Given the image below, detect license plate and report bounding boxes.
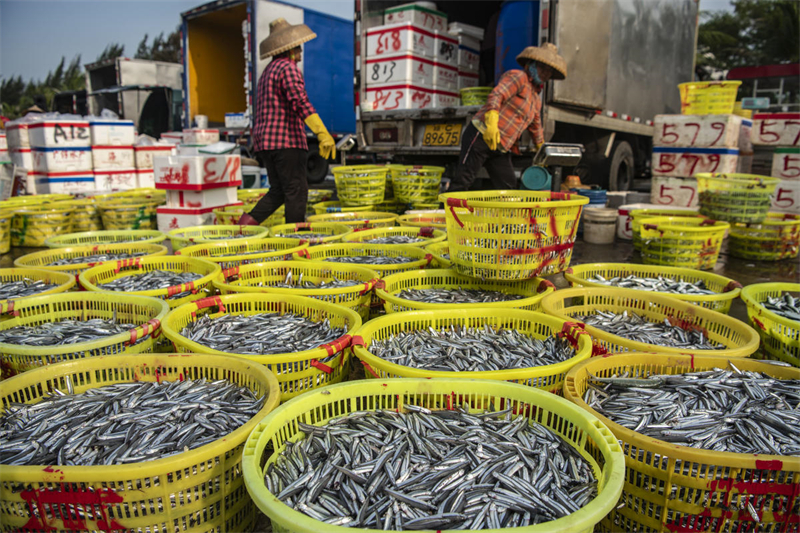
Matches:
[423,123,462,146]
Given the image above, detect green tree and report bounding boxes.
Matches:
[0,55,85,119]
[97,43,125,62]
[134,26,181,63]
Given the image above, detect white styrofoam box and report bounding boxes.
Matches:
[6,122,30,148]
[0,150,9,163]
[183,129,220,145]
[0,134,6,150]
[225,113,249,128]
[161,132,184,144]
[366,23,436,60]
[771,179,800,215]
[653,114,746,149]
[365,54,433,87]
[616,203,698,240]
[434,31,458,67]
[650,176,699,208]
[92,146,135,170]
[771,148,800,180]
[32,146,92,173]
[363,83,459,112]
[10,148,33,171]
[433,61,458,91]
[157,202,243,231]
[153,155,243,190]
[165,187,238,209]
[177,144,204,156]
[24,170,36,194]
[136,169,155,189]
[458,70,479,90]
[383,3,446,32]
[33,171,96,194]
[28,121,91,148]
[456,34,480,72]
[448,22,484,41]
[134,144,177,169]
[94,168,138,191]
[752,112,800,146]
[651,147,739,177]
[90,120,135,146]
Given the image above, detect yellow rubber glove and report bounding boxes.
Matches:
[483,110,501,151]
[534,142,544,153]
[304,113,336,160]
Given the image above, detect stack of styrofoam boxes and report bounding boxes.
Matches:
[29,119,96,194]
[134,141,177,189]
[90,119,137,191]
[448,23,483,91]
[6,121,35,193]
[179,129,220,155]
[651,114,748,208]
[363,4,459,112]
[154,153,244,231]
[0,132,8,162]
[749,113,800,215]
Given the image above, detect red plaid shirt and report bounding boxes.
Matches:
[474,70,544,154]
[253,58,316,151]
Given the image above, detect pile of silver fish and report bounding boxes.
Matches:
[98,270,203,299]
[275,232,332,240]
[0,379,264,465]
[324,255,416,265]
[577,311,722,350]
[46,251,148,266]
[368,325,575,371]
[266,406,597,529]
[0,318,138,346]
[363,236,425,245]
[264,271,361,290]
[396,287,524,304]
[0,278,58,300]
[585,274,716,295]
[763,293,800,322]
[181,312,345,355]
[585,364,800,455]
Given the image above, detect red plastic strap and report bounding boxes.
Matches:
[360,280,375,296]
[186,281,196,294]
[591,343,609,357]
[557,321,588,349]
[419,227,434,238]
[566,267,574,274]
[91,245,100,253]
[351,335,365,347]
[167,285,182,297]
[310,359,333,374]
[295,222,312,230]
[642,224,658,231]
[297,248,311,259]
[723,280,742,292]
[700,219,716,226]
[222,265,240,280]
[374,279,386,291]
[502,241,575,257]
[423,253,433,267]
[537,279,556,293]
[783,214,798,220]
[446,197,472,228]
[194,296,226,312]
[548,213,559,238]
[319,334,352,356]
[361,360,380,378]
[752,317,766,331]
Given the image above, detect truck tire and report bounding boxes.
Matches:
[609,141,634,191]
[307,152,329,184]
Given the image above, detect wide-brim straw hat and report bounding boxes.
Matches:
[516,43,567,80]
[259,17,317,59]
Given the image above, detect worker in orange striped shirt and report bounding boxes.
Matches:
[449,43,567,192]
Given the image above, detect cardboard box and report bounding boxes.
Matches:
[28,121,91,148]
[92,146,135,170]
[90,120,135,145]
[153,155,243,190]
[32,146,92,173]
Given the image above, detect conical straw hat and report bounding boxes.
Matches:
[259,18,317,60]
[516,43,567,80]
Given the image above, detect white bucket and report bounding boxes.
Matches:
[584,208,618,244]
[195,115,209,129]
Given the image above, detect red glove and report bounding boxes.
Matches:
[238,213,260,226]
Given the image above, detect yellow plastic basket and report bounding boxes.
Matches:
[678,81,742,114]
[0,268,76,315]
[628,208,702,251]
[160,293,362,402]
[0,212,11,254]
[342,225,446,247]
[389,164,444,204]
[564,263,742,314]
[540,287,759,357]
[268,222,352,245]
[13,243,169,277]
[397,212,447,228]
[213,205,247,225]
[237,188,268,205]
[730,212,800,261]
[93,188,165,202]
[306,211,398,229]
[97,200,160,231]
[52,198,103,232]
[460,86,493,105]
[78,256,221,309]
[332,165,388,206]
[639,216,729,270]
[311,201,376,215]
[353,309,591,393]
[564,353,800,533]
[0,194,73,209]
[372,197,406,214]
[10,204,75,247]
[213,260,379,321]
[292,242,434,277]
[377,268,555,313]
[44,229,167,248]
[176,237,307,270]
[242,378,626,533]
[167,224,270,251]
[0,292,169,378]
[695,173,780,223]
[425,240,451,268]
[307,188,334,205]
[441,190,589,280]
[0,353,280,533]
[741,282,800,367]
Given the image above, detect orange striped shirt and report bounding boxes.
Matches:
[474,70,544,154]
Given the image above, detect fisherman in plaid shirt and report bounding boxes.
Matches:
[449,43,567,192]
[240,18,336,226]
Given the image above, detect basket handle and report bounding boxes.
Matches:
[127,318,161,346]
[537,279,556,293]
[296,248,311,259]
[423,253,433,267]
[723,280,743,292]
[295,222,312,230]
[309,359,333,374]
[194,296,226,313]
[114,257,142,274]
[319,334,352,357]
[222,265,240,280]
[700,219,716,226]
[419,227,434,238]
[557,321,588,349]
[446,198,472,228]
[361,360,380,378]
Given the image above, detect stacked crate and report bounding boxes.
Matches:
[90,118,138,191]
[448,23,482,91]
[0,132,8,162]
[650,114,750,207]
[29,119,96,194]
[154,153,243,231]
[134,141,177,188]
[363,4,460,112]
[751,112,800,215]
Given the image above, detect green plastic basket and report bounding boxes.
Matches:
[695,173,780,223]
[460,86,493,106]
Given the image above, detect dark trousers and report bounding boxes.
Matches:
[248,149,309,223]
[448,123,516,192]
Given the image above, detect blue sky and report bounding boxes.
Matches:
[0,0,354,82]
